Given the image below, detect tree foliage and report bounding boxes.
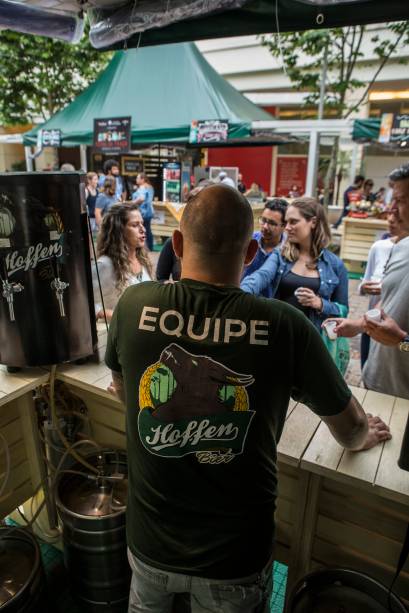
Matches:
[0,25,111,125]
[262,22,409,119]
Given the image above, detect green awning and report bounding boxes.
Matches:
[23,43,271,147]
[352,118,381,142]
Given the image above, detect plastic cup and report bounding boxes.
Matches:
[370,275,382,290]
[366,308,381,322]
[323,320,338,341]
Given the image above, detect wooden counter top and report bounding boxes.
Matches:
[0,366,49,408]
[56,323,119,403]
[302,387,409,504]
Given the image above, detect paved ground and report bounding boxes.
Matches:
[151,250,365,387]
[344,278,366,387]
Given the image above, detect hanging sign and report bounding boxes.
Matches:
[379,113,409,144]
[93,116,131,153]
[378,113,394,144]
[189,119,229,144]
[390,114,409,144]
[39,129,62,148]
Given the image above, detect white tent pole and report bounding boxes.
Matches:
[25,146,34,171]
[80,145,87,171]
[305,131,319,197]
[306,43,328,197]
[349,141,359,184]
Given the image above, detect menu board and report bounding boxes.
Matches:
[163,162,181,203]
[121,156,143,176]
[189,119,229,144]
[93,116,131,153]
[275,156,307,197]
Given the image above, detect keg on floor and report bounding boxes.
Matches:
[287,568,408,612]
[55,449,130,613]
[0,526,48,612]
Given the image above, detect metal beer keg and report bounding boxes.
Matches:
[287,568,407,612]
[56,449,130,612]
[0,527,48,612]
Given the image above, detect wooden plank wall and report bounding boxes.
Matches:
[340,218,388,270]
[0,395,42,518]
[310,477,409,607]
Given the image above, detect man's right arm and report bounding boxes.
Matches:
[322,395,391,451]
[292,313,391,452]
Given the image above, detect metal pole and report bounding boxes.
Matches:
[349,141,359,184]
[305,42,328,197]
[79,145,87,172]
[24,146,34,171]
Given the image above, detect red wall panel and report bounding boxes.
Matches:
[207,146,274,194]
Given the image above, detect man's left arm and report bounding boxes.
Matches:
[364,311,408,346]
[108,370,125,403]
[105,305,125,400]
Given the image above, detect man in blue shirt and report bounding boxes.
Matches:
[98,159,127,202]
[241,198,287,297]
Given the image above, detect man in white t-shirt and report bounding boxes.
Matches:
[217,170,236,189]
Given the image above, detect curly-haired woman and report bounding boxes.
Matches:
[92,203,153,321]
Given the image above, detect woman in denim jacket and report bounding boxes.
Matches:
[241,197,349,332]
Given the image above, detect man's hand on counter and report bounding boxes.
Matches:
[355,413,392,451]
[322,396,391,452]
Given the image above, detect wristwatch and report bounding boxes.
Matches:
[399,335,409,352]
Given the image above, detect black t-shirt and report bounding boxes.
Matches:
[105,279,351,579]
[276,271,320,314]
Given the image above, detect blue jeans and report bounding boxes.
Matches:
[144,217,154,251]
[128,549,273,613]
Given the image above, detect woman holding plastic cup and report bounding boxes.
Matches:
[241,198,348,331]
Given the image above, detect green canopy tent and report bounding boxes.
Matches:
[23,42,272,148]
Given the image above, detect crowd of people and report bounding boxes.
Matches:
[103,173,404,612]
[334,173,393,228]
[83,157,409,612]
[92,161,409,402]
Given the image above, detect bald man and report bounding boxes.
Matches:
[106,185,390,613]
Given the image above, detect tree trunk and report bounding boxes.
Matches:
[323,135,340,209]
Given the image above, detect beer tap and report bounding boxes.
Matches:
[51,276,69,317]
[1,278,24,322]
[51,257,69,318]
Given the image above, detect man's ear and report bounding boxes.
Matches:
[244,238,259,266]
[172,229,183,258]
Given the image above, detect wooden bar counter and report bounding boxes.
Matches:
[0,366,49,518]
[1,330,408,603]
[340,217,389,274]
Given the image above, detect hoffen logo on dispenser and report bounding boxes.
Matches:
[5,242,63,277]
